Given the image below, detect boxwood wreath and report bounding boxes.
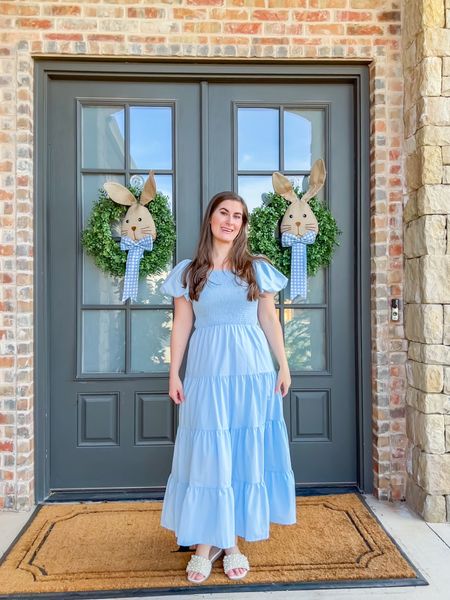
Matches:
[81,185,175,277]
[248,187,341,278]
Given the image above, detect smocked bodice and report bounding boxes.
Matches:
[192,271,259,329]
[159,258,288,331]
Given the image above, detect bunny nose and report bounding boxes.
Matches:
[295,221,301,226]
[131,226,136,231]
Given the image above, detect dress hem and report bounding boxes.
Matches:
[160,517,297,547]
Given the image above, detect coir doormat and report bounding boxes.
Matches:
[0,493,427,599]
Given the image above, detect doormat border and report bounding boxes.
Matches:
[0,492,428,600]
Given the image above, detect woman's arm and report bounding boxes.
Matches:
[168,297,194,403]
[257,293,291,397]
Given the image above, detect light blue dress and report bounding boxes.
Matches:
[159,258,297,549]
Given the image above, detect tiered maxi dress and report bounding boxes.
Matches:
[159,258,297,549]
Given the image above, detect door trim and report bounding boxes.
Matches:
[34,60,371,502]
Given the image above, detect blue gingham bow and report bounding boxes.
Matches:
[120,235,153,302]
[281,231,317,300]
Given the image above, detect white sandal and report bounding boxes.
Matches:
[186,546,224,584]
[223,552,250,580]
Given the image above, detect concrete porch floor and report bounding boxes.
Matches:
[1,494,449,599]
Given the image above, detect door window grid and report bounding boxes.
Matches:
[234,104,328,372]
[79,103,175,376]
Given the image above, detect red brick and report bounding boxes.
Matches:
[0,245,13,256]
[209,36,249,44]
[0,3,39,16]
[16,18,53,29]
[229,0,265,5]
[50,5,81,16]
[252,10,288,21]
[378,11,400,22]
[310,0,345,5]
[337,11,373,21]
[0,161,13,172]
[347,24,384,35]
[268,0,306,6]
[389,243,403,257]
[127,8,160,18]
[224,22,261,34]
[173,8,206,19]
[294,10,330,21]
[0,441,14,452]
[291,37,321,45]
[253,37,289,45]
[128,36,166,44]
[388,24,401,35]
[87,35,125,43]
[187,0,223,5]
[44,33,83,41]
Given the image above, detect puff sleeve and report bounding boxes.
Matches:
[253,259,289,293]
[159,258,192,302]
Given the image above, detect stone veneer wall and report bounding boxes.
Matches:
[403,0,450,522]
[0,0,406,510]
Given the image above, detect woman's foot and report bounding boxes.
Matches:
[224,544,248,578]
[186,544,220,582]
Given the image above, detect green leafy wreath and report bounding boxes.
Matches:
[248,187,341,278]
[81,185,175,277]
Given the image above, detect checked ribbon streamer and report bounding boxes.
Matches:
[120,235,154,302]
[281,231,317,301]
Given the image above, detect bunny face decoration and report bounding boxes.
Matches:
[103,172,157,242]
[273,158,326,238]
[103,171,157,302]
[272,159,327,301]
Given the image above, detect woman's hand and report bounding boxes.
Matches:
[169,372,185,405]
[275,365,291,397]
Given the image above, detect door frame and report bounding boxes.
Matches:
[34,59,371,502]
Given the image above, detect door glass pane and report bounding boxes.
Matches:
[238,108,279,170]
[82,174,125,305]
[83,255,124,305]
[154,174,173,210]
[82,174,125,228]
[82,106,124,169]
[82,310,125,373]
[131,310,172,373]
[284,308,326,371]
[133,173,173,213]
[284,109,325,171]
[285,268,325,305]
[133,261,174,305]
[238,175,272,212]
[130,106,172,170]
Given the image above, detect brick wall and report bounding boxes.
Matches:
[0,0,404,510]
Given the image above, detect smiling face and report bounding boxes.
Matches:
[209,199,243,242]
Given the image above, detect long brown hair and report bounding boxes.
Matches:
[181,191,272,302]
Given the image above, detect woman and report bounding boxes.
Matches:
[159,191,296,584]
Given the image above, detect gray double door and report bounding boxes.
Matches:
[46,77,357,497]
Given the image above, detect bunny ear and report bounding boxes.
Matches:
[103,182,136,206]
[272,172,298,204]
[140,171,157,206]
[301,159,326,204]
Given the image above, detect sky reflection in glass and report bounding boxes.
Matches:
[284,109,324,171]
[130,107,172,170]
[238,108,279,171]
[82,107,124,169]
[238,176,273,214]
